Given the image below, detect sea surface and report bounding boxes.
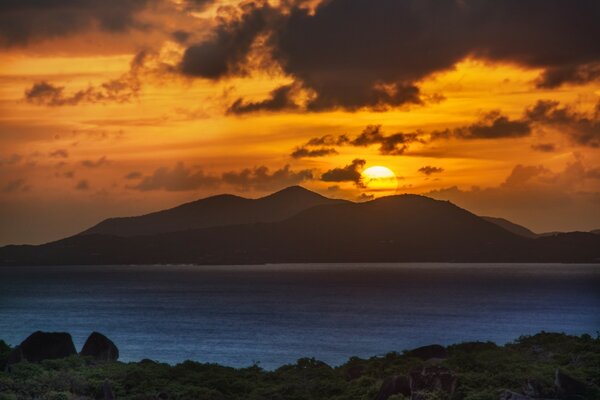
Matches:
[1,263,599,369]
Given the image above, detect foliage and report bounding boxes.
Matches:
[0,332,598,400]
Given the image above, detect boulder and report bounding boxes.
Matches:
[409,366,457,400]
[374,375,411,400]
[81,332,119,362]
[407,344,447,360]
[555,369,588,399]
[18,331,76,362]
[97,380,115,400]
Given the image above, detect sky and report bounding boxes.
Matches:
[0,0,599,245]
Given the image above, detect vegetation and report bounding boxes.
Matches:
[1,332,599,400]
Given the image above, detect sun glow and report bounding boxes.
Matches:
[362,166,398,193]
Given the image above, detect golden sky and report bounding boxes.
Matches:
[1,0,599,245]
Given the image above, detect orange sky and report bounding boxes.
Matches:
[1,0,599,245]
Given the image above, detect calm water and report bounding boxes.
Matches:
[0,263,599,369]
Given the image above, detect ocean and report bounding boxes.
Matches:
[1,263,598,369]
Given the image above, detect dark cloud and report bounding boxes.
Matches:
[24,51,152,107]
[133,162,219,191]
[535,63,600,89]
[228,84,298,114]
[350,125,422,155]
[0,154,23,166]
[2,178,27,193]
[0,0,151,47]
[306,135,350,146]
[531,143,557,153]
[131,163,313,192]
[418,166,444,176]
[81,156,108,168]
[525,100,600,148]
[434,111,532,140]
[181,0,600,112]
[180,2,276,78]
[171,30,191,44]
[222,164,313,191]
[291,146,337,159]
[75,180,90,191]
[49,149,69,158]
[125,171,143,180]
[292,125,421,157]
[321,159,366,187]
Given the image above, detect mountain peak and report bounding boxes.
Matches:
[262,185,327,201]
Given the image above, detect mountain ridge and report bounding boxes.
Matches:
[2,188,598,265]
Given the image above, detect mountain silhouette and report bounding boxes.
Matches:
[481,216,538,238]
[1,187,598,265]
[80,185,345,237]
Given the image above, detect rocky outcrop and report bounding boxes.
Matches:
[554,369,589,399]
[81,332,119,362]
[374,375,411,400]
[409,366,457,400]
[97,380,115,400]
[17,331,77,363]
[406,344,447,360]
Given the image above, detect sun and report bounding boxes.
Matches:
[362,166,398,192]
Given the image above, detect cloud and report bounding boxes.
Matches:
[418,166,444,176]
[350,125,422,155]
[180,2,276,78]
[81,156,108,168]
[222,164,313,191]
[0,0,152,47]
[291,146,337,159]
[291,125,422,157]
[425,156,600,232]
[228,84,298,114]
[321,159,366,187]
[525,100,600,148]
[180,0,600,111]
[531,143,557,152]
[132,162,219,191]
[24,52,148,107]
[75,180,90,191]
[432,111,532,141]
[125,171,143,180]
[131,162,313,192]
[2,178,27,193]
[49,149,69,158]
[0,154,23,166]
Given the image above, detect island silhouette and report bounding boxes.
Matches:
[1,186,598,265]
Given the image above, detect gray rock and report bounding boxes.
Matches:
[81,332,119,362]
[409,366,457,400]
[407,344,447,360]
[18,331,76,362]
[374,375,411,400]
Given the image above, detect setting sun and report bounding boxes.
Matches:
[362,166,398,193]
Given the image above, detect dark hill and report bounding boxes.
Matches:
[481,216,538,238]
[80,186,345,237]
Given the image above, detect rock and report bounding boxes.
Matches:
[407,344,447,360]
[18,331,76,362]
[97,380,115,400]
[374,375,411,400]
[409,366,457,400]
[81,332,119,362]
[555,369,588,399]
[498,389,534,400]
